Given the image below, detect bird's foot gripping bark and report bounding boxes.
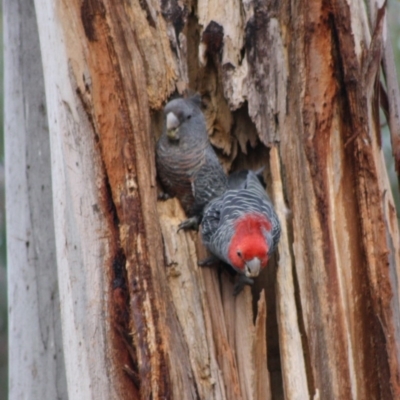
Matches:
[233,275,254,296]
[157,191,171,201]
[177,216,200,232]
[198,255,220,267]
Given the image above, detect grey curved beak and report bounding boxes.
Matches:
[244,257,261,278]
[166,112,180,140]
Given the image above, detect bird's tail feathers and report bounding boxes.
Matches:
[245,170,266,192]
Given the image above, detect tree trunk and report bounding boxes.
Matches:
[5,0,400,399]
[5,0,67,398]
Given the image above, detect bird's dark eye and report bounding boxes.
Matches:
[187,114,192,120]
[237,250,242,258]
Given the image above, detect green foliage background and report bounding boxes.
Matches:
[0,2,399,398]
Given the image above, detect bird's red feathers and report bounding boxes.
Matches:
[228,213,271,270]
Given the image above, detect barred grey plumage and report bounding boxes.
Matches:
[227,167,266,190]
[156,96,228,229]
[201,170,281,294]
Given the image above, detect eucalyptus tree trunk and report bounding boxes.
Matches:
[5,0,400,399]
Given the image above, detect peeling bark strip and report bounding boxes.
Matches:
[75,2,195,398]
[5,0,68,398]
[301,4,356,397]
[330,0,400,396]
[277,0,399,398]
[77,5,172,397]
[242,3,287,145]
[81,0,106,42]
[270,147,309,400]
[8,0,400,399]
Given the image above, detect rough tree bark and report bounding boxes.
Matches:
[5,0,400,399]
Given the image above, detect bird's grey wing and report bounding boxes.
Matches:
[201,196,224,246]
[228,168,266,190]
[192,147,227,215]
[156,139,196,214]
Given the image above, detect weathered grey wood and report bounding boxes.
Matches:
[279,0,400,397]
[4,0,67,398]
[270,147,309,400]
[31,1,130,398]
[158,199,226,400]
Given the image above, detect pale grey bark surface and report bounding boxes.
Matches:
[32,0,125,398]
[4,0,67,398]
[6,0,124,398]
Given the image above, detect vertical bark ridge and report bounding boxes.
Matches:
[64,0,196,397]
[331,0,400,396]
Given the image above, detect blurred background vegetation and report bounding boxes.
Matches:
[0,2,399,398]
[0,6,6,397]
[385,2,400,209]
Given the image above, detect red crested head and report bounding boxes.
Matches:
[228,213,271,277]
